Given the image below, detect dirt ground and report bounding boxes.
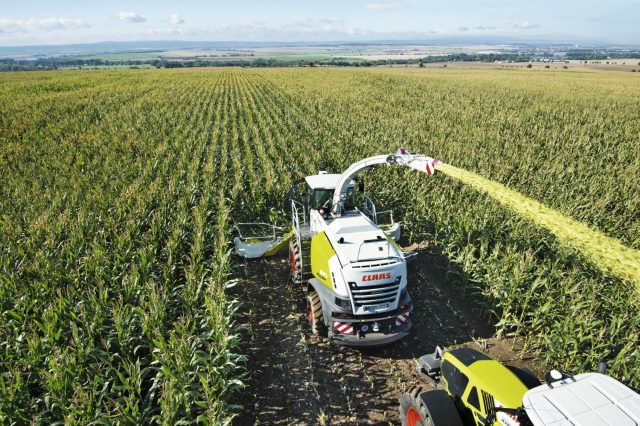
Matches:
[230,247,544,425]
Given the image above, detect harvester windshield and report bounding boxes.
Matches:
[310,187,355,211]
[312,189,333,210]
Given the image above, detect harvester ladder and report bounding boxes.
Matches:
[291,200,312,283]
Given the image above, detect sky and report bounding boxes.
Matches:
[0,0,638,46]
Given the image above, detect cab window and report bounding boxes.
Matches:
[467,386,480,411]
[344,187,355,210]
[441,360,469,399]
[312,189,334,210]
[311,187,355,211]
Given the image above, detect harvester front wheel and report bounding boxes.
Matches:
[289,239,303,284]
[306,291,327,336]
[399,387,431,426]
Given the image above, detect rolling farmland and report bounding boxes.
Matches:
[1,67,639,423]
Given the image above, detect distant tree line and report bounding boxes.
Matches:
[564,50,640,60]
[1,52,533,72]
[0,58,152,71]
[8,51,634,72]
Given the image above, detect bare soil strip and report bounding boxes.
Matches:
[231,248,543,425]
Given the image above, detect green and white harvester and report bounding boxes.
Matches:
[234,149,440,346]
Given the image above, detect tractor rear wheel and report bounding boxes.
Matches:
[399,387,432,426]
[306,291,327,336]
[289,239,302,284]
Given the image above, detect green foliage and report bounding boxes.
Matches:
[1,67,639,422]
[0,70,246,424]
[254,67,640,385]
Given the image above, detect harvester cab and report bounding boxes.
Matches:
[400,346,640,426]
[234,149,442,347]
[288,171,401,240]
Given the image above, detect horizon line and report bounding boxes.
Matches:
[2,37,640,50]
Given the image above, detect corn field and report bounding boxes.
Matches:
[1,67,639,422]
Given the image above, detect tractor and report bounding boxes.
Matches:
[399,346,640,426]
[234,149,441,346]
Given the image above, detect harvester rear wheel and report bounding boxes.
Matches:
[306,291,327,336]
[400,387,431,426]
[289,239,303,284]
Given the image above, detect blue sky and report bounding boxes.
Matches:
[0,0,638,46]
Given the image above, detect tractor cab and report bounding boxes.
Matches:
[402,346,640,426]
[404,346,539,426]
[438,347,530,426]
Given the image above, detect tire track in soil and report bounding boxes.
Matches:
[231,247,544,425]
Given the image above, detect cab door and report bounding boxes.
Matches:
[463,385,486,425]
[441,360,475,423]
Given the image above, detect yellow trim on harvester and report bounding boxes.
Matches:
[263,228,295,256]
[311,231,335,288]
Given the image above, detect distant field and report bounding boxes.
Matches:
[71,48,364,64]
[0,67,638,422]
[261,54,361,63]
[75,51,163,61]
[60,64,157,70]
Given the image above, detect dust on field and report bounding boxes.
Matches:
[230,248,544,425]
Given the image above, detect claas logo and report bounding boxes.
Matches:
[362,272,392,282]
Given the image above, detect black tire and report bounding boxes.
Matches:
[507,365,542,389]
[306,291,327,336]
[289,239,302,284]
[399,386,432,426]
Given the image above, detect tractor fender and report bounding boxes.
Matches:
[417,390,464,426]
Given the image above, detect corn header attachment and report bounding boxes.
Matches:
[233,223,294,259]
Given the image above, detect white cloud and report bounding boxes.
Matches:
[169,14,185,25]
[37,18,89,31]
[458,26,469,32]
[281,18,349,34]
[0,17,89,33]
[515,21,540,30]
[202,18,354,38]
[366,2,405,12]
[145,26,203,37]
[118,11,146,23]
[193,19,443,41]
[474,25,496,31]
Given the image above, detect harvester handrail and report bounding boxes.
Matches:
[291,199,307,225]
[375,210,395,226]
[291,199,306,277]
[363,196,378,223]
